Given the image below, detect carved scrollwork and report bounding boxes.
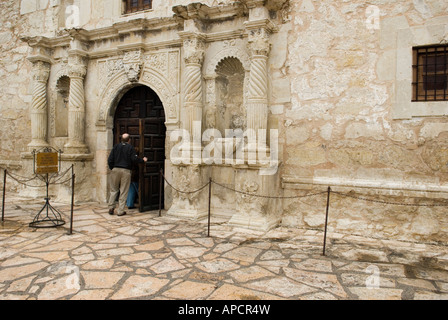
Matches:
[183,37,205,65]
[248,27,271,57]
[236,180,267,215]
[68,55,87,78]
[32,61,50,82]
[97,49,180,126]
[122,50,143,82]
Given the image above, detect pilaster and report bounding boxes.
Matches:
[244,5,277,157]
[64,37,89,155]
[27,45,52,151]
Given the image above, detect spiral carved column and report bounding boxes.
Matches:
[64,55,89,154]
[247,55,269,134]
[28,61,50,151]
[247,27,271,154]
[167,34,208,220]
[184,63,203,135]
[182,36,205,144]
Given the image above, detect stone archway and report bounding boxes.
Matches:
[95,64,180,204]
[113,85,166,212]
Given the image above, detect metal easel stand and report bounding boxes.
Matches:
[29,147,66,229]
[29,173,66,229]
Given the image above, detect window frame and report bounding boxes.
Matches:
[123,0,152,15]
[412,44,448,102]
[392,23,448,120]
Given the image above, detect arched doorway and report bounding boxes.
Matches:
[113,85,166,212]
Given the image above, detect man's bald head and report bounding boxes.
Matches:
[121,133,130,143]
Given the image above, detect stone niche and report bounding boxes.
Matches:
[214,57,247,133]
[53,76,70,138]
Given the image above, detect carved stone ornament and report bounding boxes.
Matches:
[174,165,202,203]
[123,50,143,82]
[183,37,205,65]
[68,55,87,78]
[32,61,51,82]
[248,28,271,57]
[237,180,267,216]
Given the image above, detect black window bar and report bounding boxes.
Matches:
[412,44,448,102]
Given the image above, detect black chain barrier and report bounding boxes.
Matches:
[157,170,448,255]
[3,166,448,253]
[331,190,448,207]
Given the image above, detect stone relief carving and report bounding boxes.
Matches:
[172,165,203,204]
[236,180,267,216]
[141,70,178,120]
[183,37,205,65]
[248,28,271,57]
[68,55,87,79]
[205,107,216,129]
[97,49,180,126]
[205,46,250,75]
[146,52,168,74]
[122,50,143,82]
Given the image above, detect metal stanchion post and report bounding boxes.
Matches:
[207,178,212,237]
[69,165,75,235]
[322,186,331,256]
[159,169,163,217]
[2,169,6,223]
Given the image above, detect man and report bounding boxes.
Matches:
[108,133,147,216]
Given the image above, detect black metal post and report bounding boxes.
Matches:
[322,186,331,256]
[159,169,163,217]
[2,169,6,223]
[69,166,75,235]
[45,173,50,217]
[207,178,212,237]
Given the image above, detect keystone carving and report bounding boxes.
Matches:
[123,50,144,82]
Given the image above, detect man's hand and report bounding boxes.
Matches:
[143,157,148,162]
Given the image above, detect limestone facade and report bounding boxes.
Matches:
[1,0,448,243]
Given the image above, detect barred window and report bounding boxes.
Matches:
[412,45,448,101]
[123,0,152,14]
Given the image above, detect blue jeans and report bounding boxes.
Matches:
[127,182,138,208]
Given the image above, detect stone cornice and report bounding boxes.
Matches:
[282,175,448,197]
[20,1,285,61]
[244,19,279,34]
[173,2,247,21]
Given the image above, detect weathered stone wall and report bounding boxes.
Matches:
[0,0,32,164]
[281,0,448,243]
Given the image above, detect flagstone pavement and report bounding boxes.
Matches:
[1,195,448,301]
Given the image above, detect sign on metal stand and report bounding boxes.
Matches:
[30,147,66,229]
[35,152,59,174]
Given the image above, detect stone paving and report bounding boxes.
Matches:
[1,195,448,300]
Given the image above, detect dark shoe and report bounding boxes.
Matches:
[108,208,115,215]
[117,212,127,217]
[128,206,136,209]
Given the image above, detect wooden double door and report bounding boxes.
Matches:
[113,86,166,212]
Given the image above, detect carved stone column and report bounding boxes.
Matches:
[167,34,209,220]
[28,60,51,151]
[182,35,205,147]
[246,26,271,155]
[64,50,89,154]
